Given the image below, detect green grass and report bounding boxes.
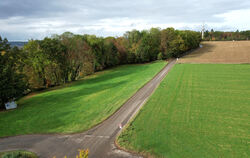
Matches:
[0,150,37,158]
[0,61,167,137]
[118,64,250,158]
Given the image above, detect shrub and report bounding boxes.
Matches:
[157,52,163,60]
[0,151,37,158]
[53,149,88,158]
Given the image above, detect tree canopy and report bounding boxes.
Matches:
[203,30,250,41]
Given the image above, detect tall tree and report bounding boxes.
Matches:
[23,40,50,88]
[0,37,27,108]
[60,33,93,81]
[40,38,67,85]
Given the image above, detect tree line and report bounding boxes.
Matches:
[0,27,201,108]
[203,29,250,41]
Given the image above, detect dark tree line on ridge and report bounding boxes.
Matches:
[0,27,201,108]
[203,29,250,41]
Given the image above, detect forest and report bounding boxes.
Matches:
[203,29,250,41]
[0,27,201,108]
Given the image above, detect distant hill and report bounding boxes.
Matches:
[8,41,28,48]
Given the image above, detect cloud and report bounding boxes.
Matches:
[0,0,250,40]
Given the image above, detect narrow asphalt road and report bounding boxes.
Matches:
[0,59,176,158]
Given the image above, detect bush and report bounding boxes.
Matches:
[157,52,163,60]
[53,149,88,158]
[0,151,37,158]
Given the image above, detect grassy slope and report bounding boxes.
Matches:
[0,61,167,137]
[118,64,250,158]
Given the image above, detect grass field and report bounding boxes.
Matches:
[118,64,250,158]
[0,61,166,137]
[178,41,250,63]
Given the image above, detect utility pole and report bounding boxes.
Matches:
[201,22,205,40]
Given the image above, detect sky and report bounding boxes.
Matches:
[0,0,250,41]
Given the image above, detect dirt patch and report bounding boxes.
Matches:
[178,41,250,63]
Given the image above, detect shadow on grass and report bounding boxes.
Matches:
[72,63,152,87]
[17,63,154,110]
[20,80,129,107]
[22,63,152,98]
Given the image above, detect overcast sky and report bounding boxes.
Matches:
[1,0,250,41]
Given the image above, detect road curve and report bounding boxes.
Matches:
[0,59,176,158]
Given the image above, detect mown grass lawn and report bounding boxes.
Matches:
[0,61,167,137]
[118,64,250,158]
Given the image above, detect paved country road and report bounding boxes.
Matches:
[0,59,176,158]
